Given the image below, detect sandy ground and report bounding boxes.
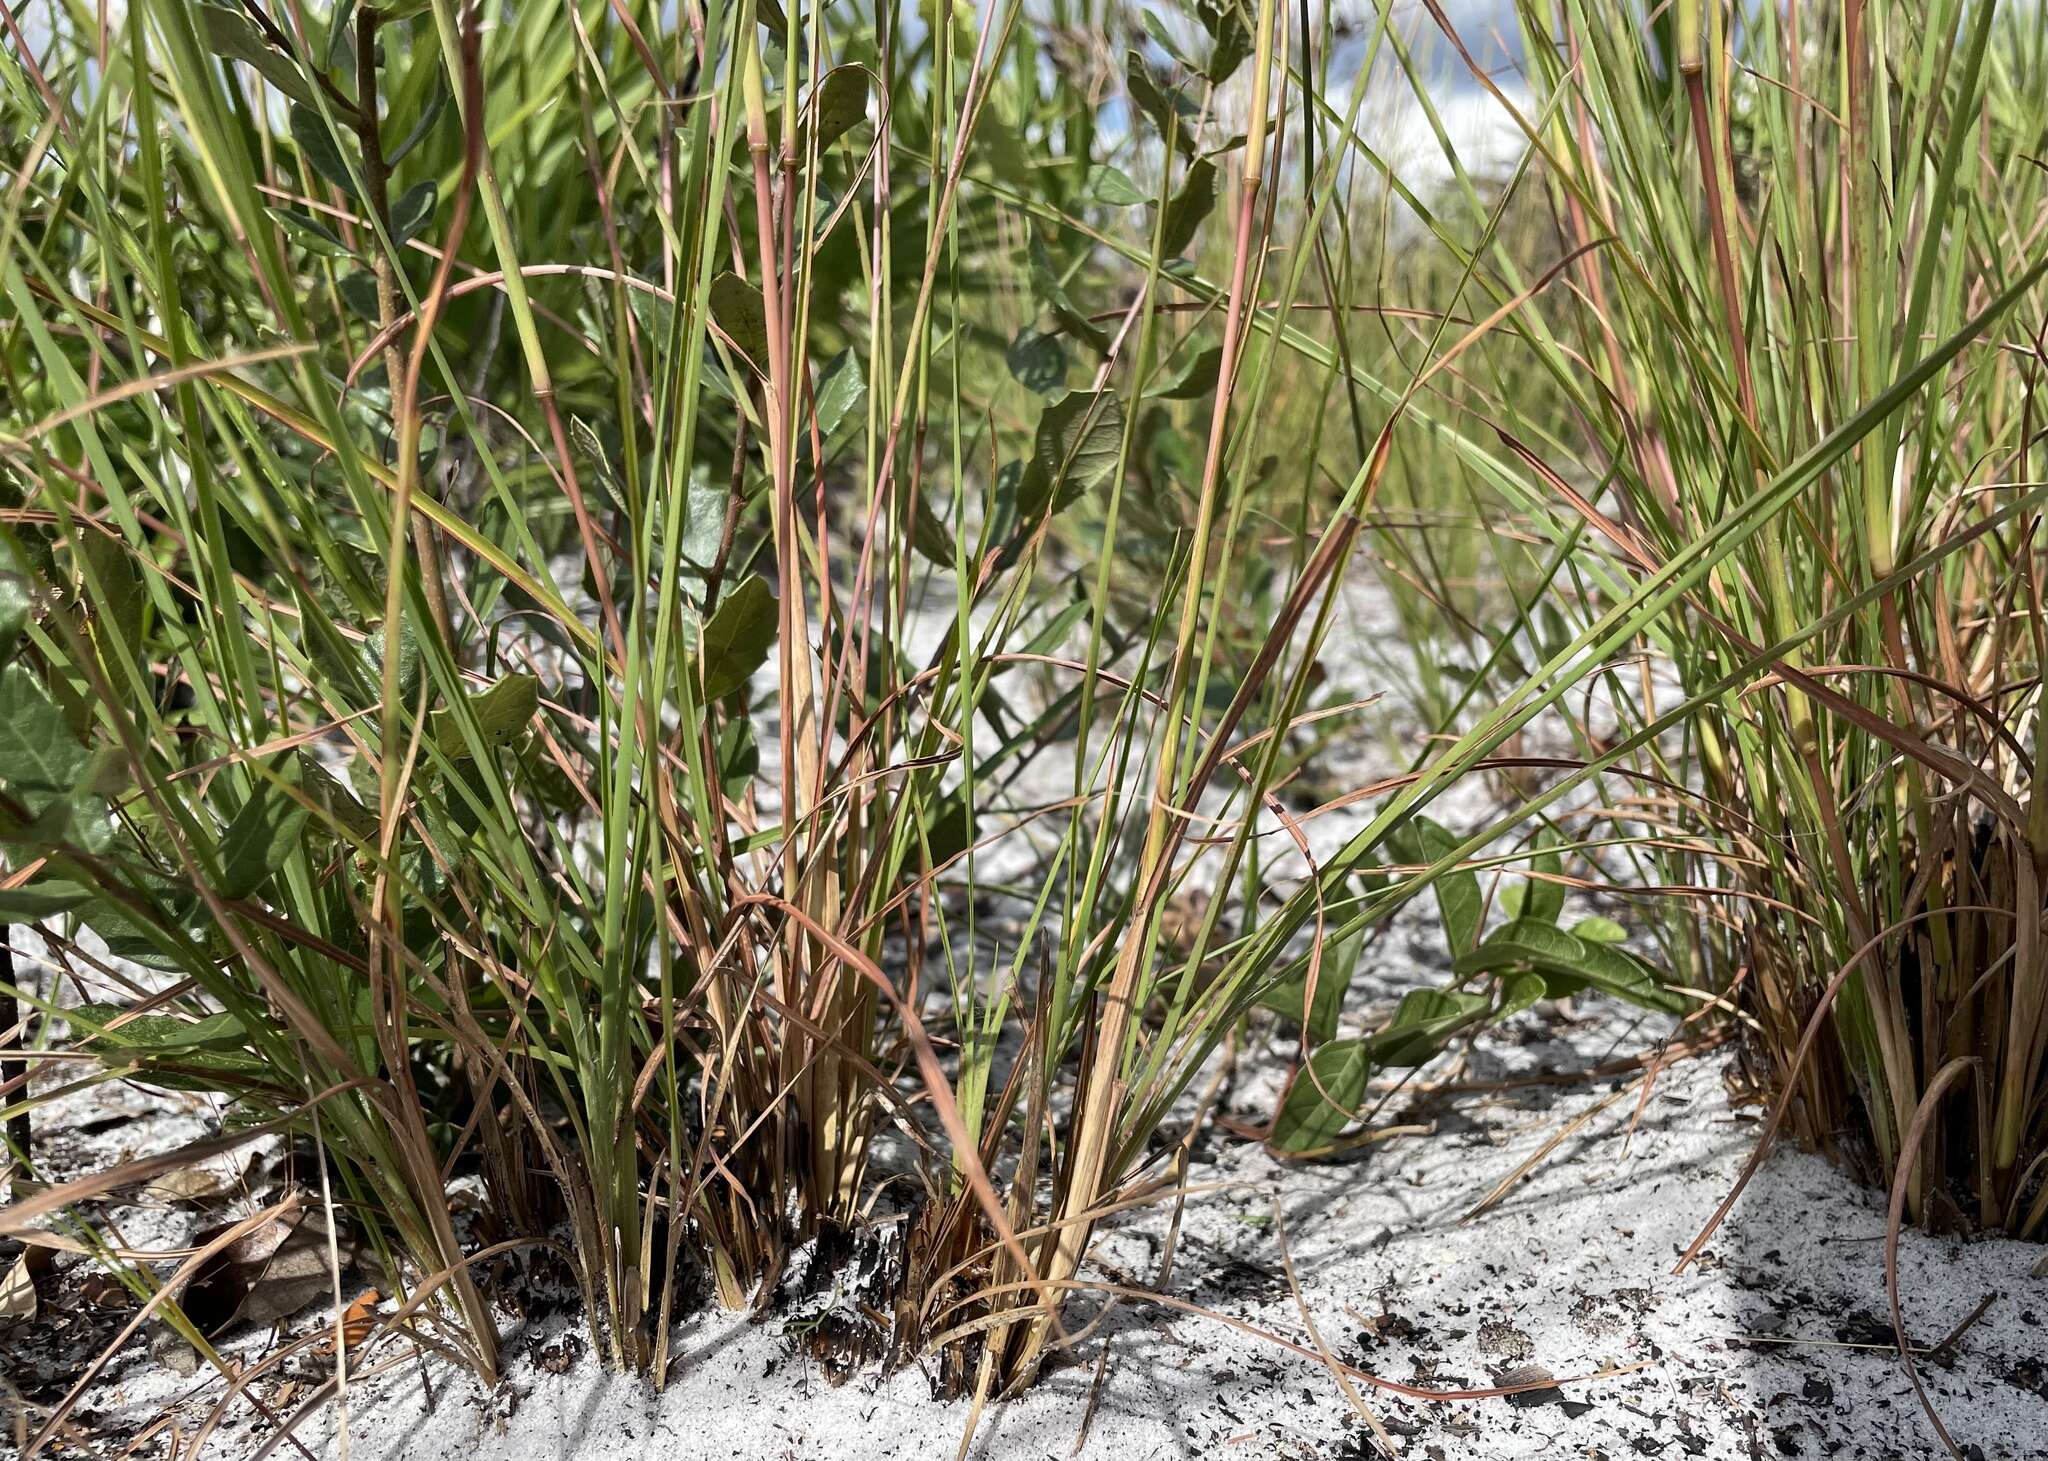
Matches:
[12,931,2046,1461]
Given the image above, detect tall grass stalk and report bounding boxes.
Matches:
[1486,0,2048,1236]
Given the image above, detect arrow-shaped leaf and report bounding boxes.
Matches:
[1017,390,1125,523]
[199,4,319,107]
[433,673,540,759]
[216,766,311,900]
[1388,814,1482,957]
[1159,157,1219,257]
[695,575,777,702]
[708,272,770,375]
[0,665,93,813]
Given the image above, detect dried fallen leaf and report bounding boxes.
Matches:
[182,1207,357,1335]
[81,1272,131,1308]
[1495,1363,1593,1418]
[0,1250,37,1323]
[143,1152,251,1203]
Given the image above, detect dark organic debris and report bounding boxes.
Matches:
[1494,1363,1595,1418]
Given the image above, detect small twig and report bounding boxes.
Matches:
[1276,1199,1399,1455]
[1424,1030,1731,1096]
[1724,1296,1993,1362]
[1929,1292,1997,1363]
[1463,1080,1638,1223]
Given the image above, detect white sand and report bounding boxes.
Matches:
[32,966,2045,1461]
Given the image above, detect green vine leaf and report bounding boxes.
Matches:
[695,575,777,702]
[1159,158,1218,257]
[809,65,870,152]
[216,763,312,900]
[1017,390,1125,523]
[433,673,541,759]
[198,4,320,108]
[0,664,94,815]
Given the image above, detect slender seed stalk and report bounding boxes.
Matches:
[355,7,454,650]
[0,940,28,1180]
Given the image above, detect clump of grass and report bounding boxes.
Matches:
[0,0,1708,1437]
[1482,0,2048,1243]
